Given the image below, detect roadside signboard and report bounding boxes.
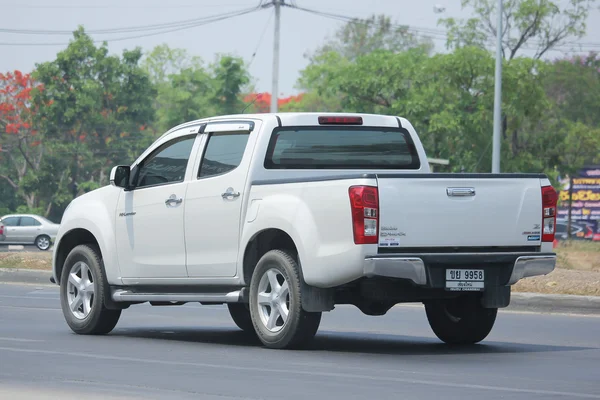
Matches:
[557,166,600,241]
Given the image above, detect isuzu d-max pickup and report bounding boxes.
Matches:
[52,112,557,349]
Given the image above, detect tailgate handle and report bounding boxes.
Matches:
[446,187,476,197]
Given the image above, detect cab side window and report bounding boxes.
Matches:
[198,132,250,179]
[136,135,196,188]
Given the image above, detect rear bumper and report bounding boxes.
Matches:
[363,252,556,287]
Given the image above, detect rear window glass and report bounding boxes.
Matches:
[264,127,420,169]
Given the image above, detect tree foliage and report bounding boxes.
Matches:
[147,50,250,133]
[439,0,595,59]
[306,14,434,63]
[32,27,156,211]
[0,71,47,210]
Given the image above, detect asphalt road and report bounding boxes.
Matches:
[0,283,599,400]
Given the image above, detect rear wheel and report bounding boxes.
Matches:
[59,244,121,335]
[249,249,321,349]
[425,296,497,345]
[35,235,51,251]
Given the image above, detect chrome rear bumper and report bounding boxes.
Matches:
[363,253,556,287]
[506,255,557,285]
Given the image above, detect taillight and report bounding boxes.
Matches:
[0,225,3,235]
[318,116,363,125]
[542,185,558,242]
[349,185,379,244]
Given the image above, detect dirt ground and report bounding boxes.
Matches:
[1,242,599,296]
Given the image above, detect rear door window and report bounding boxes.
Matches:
[198,132,250,178]
[1,217,20,227]
[19,217,41,227]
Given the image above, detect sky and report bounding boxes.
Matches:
[1,0,600,97]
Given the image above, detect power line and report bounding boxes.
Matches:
[0,2,249,9]
[0,5,261,36]
[248,8,274,67]
[0,6,262,46]
[288,4,600,53]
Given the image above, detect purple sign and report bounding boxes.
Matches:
[557,166,600,241]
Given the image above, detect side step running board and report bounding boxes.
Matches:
[111,289,243,303]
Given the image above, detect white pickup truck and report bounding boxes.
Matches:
[52,112,558,349]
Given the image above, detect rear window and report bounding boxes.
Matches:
[264,127,420,169]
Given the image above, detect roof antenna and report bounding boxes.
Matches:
[241,93,263,114]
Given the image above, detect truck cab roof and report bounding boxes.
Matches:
[158,112,409,142]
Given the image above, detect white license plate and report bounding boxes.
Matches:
[445,269,484,291]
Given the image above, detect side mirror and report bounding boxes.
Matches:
[110,165,131,189]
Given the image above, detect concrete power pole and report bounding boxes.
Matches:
[491,0,503,173]
[270,0,282,113]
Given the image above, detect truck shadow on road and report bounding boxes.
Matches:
[109,327,595,356]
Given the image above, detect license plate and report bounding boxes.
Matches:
[445,269,484,291]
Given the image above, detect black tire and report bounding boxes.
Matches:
[35,235,51,251]
[425,296,497,345]
[227,303,254,332]
[249,249,321,349]
[59,244,121,335]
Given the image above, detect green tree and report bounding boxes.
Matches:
[559,121,600,174]
[141,43,202,84]
[306,14,434,62]
[544,52,600,126]
[439,0,595,60]
[154,51,250,132]
[31,26,156,213]
[297,14,434,113]
[213,55,250,114]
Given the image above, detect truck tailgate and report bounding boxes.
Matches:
[376,174,544,249]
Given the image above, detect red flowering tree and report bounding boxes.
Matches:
[0,70,45,209]
[242,92,306,113]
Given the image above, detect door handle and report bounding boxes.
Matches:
[221,187,240,199]
[165,195,183,205]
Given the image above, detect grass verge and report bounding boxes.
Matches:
[0,252,53,270]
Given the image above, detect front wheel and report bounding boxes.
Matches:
[249,249,321,349]
[425,296,497,345]
[59,244,121,335]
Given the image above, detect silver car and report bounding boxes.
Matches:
[0,214,60,250]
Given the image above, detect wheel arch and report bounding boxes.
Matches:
[54,228,100,285]
[242,228,298,286]
[241,228,334,312]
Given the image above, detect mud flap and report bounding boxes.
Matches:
[481,286,511,308]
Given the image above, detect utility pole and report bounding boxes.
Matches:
[491,0,503,173]
[270,0,282,113]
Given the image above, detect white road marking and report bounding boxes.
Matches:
[0,305,60,311]
[0,346,598,399]
[0,295,58,300]
[0,337,43,342]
